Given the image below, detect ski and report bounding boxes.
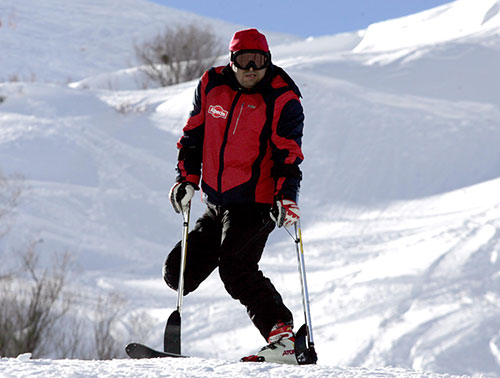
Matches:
[126,324,316,364]
[125,342,187,359]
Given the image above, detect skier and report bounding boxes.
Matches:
[164,28,304,364]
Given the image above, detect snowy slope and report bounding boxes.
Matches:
[353,0,500,52]
[2,0,500,376]
[0,0,297,84]
[0,354,467,378]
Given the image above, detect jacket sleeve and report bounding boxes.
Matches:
[270,94,305,203]
[175,71,209,186]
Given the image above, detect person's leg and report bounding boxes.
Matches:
[163,206,222,295]
[218,204,293,339]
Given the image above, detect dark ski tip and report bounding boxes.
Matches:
[126,342,186,359]
[164,310,181,354]
[294,324,318,365]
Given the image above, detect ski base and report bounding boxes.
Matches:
[125,343,187,359]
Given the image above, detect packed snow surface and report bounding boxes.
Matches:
[1,0,500,377]
[0,354,469,378]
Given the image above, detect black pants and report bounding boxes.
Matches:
[163,203,293,339]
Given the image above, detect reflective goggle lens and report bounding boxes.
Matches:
[232,51,270,70]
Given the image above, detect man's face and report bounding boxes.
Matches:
[231,64,267,89]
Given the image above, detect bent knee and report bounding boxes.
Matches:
[163,262,178,291]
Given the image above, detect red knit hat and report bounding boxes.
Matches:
[229,28,269,52]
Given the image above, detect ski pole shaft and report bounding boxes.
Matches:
[176,202,190,313]
[294,220,315,346]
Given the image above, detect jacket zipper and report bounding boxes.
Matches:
[233,102,245,135]
[217,93,242,196]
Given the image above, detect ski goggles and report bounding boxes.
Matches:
[231,50,271,70]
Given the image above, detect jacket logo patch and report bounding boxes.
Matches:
[208,105,228,119]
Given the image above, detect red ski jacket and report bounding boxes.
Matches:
[176,64,304,206]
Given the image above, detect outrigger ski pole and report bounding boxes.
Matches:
[286,220,318,364]
[164,202,190,354]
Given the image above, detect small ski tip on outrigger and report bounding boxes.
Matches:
[294,324,318,365]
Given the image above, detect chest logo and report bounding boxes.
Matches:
[208,105,229,119]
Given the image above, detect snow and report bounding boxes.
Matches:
[353,0,500,53]
[1,0,500,376]
[0,356,464,378]
[0,0,297,85]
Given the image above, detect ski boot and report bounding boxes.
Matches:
[241,322,298,365]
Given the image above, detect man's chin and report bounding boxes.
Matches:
[242,79,258,89]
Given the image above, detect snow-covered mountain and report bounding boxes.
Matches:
[0,0,297,84]
[2,0,500,376]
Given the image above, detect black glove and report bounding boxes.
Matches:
[169,182,196,214]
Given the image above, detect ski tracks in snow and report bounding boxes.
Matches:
[302,179,500,373]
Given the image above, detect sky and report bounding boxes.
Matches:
[148,0,455,38]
